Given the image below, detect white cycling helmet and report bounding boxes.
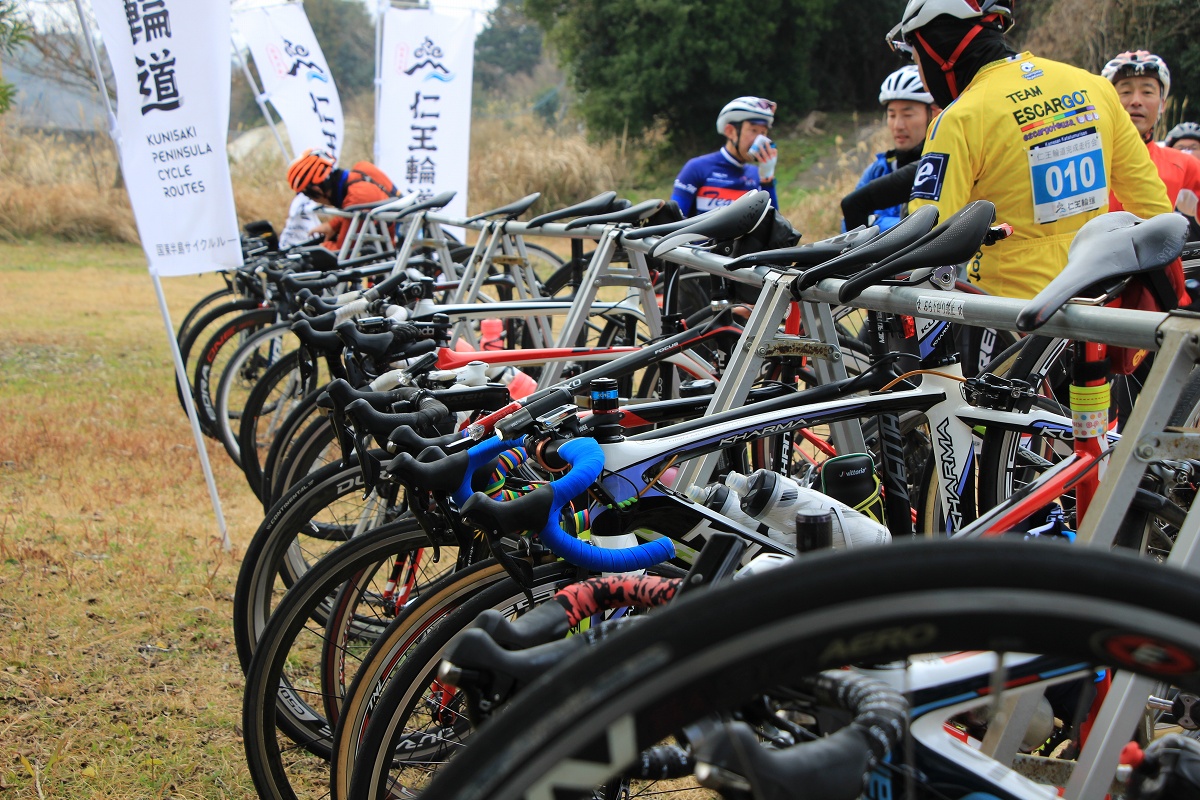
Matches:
[886,0,1014,55]
[879,65,934,105]
[1166,122,1200,148]
[1102,51,1171,99]
[716,97,777,136]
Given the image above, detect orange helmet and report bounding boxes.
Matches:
[286,148,335,194]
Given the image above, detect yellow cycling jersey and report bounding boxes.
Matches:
[908,51,1171,300]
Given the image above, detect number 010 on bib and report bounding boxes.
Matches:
[1027,128,1108,225]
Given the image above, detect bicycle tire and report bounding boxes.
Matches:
[328,558,560,800]
[236,351,320,501]
[176,284,233,344]
[260,391,327,509]
[214,322,296,466]
[422,539,1200,800]
[192,308,279,438]
[233,455,404,672]
[343,562,582,800]
[242,519,441,800]
[268,416,341,509]
[175,297,261,420]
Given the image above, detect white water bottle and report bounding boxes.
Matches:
[729,470,890,550]
[684,482,788,544]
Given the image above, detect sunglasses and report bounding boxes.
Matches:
[885,23,915,62]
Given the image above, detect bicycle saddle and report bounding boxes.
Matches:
[648,190,772,257]
[725,224,880,270]
[462,193,542,224]
[1017,211,1189,332]
[837,200,995,303]
[395,190,456,219]
[526,191,619,228]
[791,205,939,292]
[565,198,665,230]
[343,196,403,213]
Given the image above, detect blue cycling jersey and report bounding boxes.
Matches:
[671,148,779,217]
[852,152,904,231]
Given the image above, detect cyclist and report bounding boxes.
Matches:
[1102,53,1200,239]
[889,0,1174,300]
[671,96,779,218]
[841,65,939,232]
[1166,122,1200,158]
[285,148,398,252]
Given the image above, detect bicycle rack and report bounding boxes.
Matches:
[535,226,662,388]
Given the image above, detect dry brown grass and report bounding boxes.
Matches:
[469,114,630,217]
[779,125,892,241]
[0,243,262,797]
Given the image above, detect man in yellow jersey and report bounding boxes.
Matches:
[886,0,1172,300]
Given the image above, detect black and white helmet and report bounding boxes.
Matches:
[879,66,934,105]
[1166,122,1200,148]
[887,0,1014,54]
[716,97,777,136]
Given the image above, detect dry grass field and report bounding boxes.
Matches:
[0,242,261,798]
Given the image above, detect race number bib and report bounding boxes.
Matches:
[1027,128,1107,224]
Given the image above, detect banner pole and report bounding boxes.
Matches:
[71,0,233,552]
[232,34,291,161]
[374,0,385,164]
[151,273,232,551]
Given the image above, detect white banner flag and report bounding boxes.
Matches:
[233,2,343,158]
[378,9,476,220]
[93,0,242,276]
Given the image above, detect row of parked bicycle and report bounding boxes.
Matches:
[173,187,1200,799]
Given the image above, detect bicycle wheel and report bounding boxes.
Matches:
[423,539,1200,800]
[176,283,232,345]
[329,558,566,800]
[242,519,449,800]
[175,297,260,419]
[215,322,297,466]
[344,563,582,800]
[260,391,328,508]
[192,307,279,438]
[233,456,404,672]
[237,351,321,501]
[344,561,688,800]
[268,416,341,508]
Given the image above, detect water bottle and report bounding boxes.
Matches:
[684,483,786,545]
[747,134,777,181]
[480,318,505,350]
[728,469,890,549]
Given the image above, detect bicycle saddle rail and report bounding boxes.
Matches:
[460,436,675,572]
[1017,211,1190,332]
[724,224,880,270]
[461,192,542,224]
[790,205,940,292]
[565,199,665,230]
[837,200,997,303]
[526,191,620,228]
[647,190,772,257]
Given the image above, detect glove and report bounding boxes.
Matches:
[1128,734,1200,799]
